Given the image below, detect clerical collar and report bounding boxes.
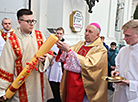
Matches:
[19,29,31,35]
[85,42,92,46]
[3,29,11,33]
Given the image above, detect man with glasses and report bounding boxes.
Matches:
[0,17,15,41]
[0,9,53,102]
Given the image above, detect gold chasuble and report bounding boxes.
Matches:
[0,28,53,102]
[60,38,107,102]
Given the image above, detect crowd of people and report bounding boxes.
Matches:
[0,8,137,102]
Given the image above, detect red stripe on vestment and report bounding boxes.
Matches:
[0,68,13,82]
[66,45,92,102]
[9,33,28,102]
[35,30,44,102]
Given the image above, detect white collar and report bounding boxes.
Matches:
[3,29,11,33]
[19,29,30,35]
[85,42,92,46]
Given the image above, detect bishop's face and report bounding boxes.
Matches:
[85,25,99,43]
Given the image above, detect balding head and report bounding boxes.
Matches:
[1,17,12,31]
[85,23,101,43]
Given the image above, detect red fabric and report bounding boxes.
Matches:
[65,45,92,102]
[8,30,44,102]
[1,31,14,41]
[9,33,28,102]
[1,32,7,41]
[0,68,13,82]
[55,50,64,62]
[48,51,54,56]
[35,30,44,102]
[66,71,84,102]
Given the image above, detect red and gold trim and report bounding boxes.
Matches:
[9,85,18,92]
[65,46,92,102]
[9,33,28,102]
[0,68,13,82]
[35,30,44,101]
[77,46,92,56]
[35,30,43,49]
[1,30,14,41]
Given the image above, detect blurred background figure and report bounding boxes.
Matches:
[0,17,15,41]
[0,36,5,56]
[108,42,119,91]
[100,36,109,51]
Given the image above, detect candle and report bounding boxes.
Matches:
[4,34,58,99]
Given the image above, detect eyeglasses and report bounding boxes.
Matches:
[20,19,37,24]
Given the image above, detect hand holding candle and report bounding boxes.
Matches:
[56,41,70,52]
[3,34,58,101]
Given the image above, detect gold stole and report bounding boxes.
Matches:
[9,30,43,102]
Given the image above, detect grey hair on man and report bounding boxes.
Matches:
[2,17,12,23]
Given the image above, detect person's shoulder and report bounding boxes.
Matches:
[115,49,119,53]
[0,29,3,34]
[70,41,84,49]
[120,45,128,50]
[74,41,84,46]
[118,45,128,53]
[77,41,84,44]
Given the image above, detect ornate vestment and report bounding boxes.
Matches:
[56,38,107,102]
[0,27,53,102]
[0,28,15,41]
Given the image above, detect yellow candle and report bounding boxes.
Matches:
[5,34,58,99]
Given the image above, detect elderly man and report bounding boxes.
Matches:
[111,19,138,102]
[55,23,107,102]
[0,17,15,41]
[0,9,53,102]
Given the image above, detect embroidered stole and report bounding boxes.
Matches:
[66,45,92,102]
[9,30,43,102]
[0,30,14,41]
[34,30,44,102]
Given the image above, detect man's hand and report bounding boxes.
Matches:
[111,71,129,86]
[38,54,47,62]
[110,66,115,69]
[115,80,129,86]
[111,70,119,77]
[0,95,6,101]
[56,41,70,53]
